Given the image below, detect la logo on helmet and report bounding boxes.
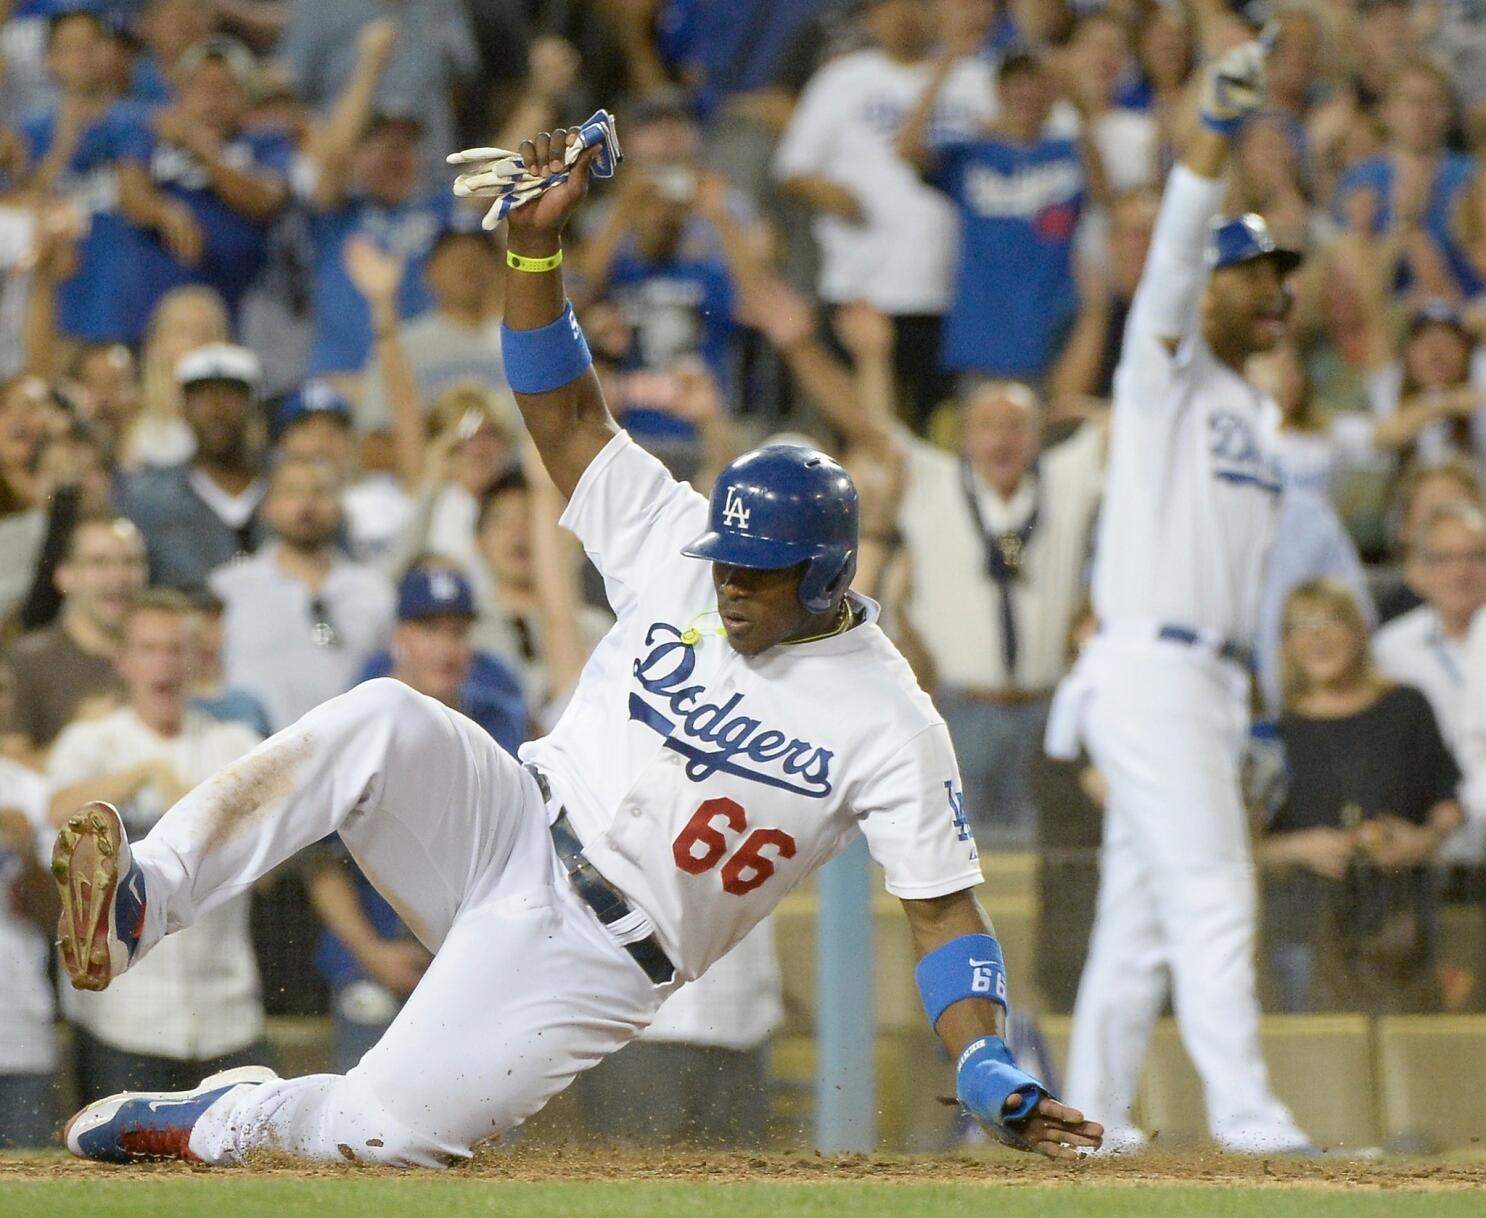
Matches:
[723,486,751,530]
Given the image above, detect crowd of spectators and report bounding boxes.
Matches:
[3,0,1486,1153]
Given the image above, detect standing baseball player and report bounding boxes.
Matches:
[1044,29,1311,1154]
[53,127,1101,1167]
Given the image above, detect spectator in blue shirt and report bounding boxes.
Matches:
[1336,58,1484,301]
[308,561,527,1072]
[116,37,292,341]
[298,20,452,382]
[900,49,1104,383]
[11,6,141,343]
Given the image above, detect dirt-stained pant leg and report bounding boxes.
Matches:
[129,677,672,1165]
[133,678,512,955]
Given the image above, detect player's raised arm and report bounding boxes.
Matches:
[494,130,620,499]
[1126,31,1272,357]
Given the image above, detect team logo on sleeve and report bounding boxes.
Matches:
[945,781,978,861]
[722,486,751,530]
[628,622,834,797]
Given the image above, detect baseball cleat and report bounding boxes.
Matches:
[65,1065,279,1163]
[53,801,146,991]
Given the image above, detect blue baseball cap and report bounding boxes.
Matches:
[1207,213,1303,275]
[397,566,477,621]
[431,207,492,254]
[278,381,353,432]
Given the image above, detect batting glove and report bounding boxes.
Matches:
[955,1035,1051,1152]
[1199,30,1272,136]
[447,109,622,229]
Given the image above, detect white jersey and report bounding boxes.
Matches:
[521,433,983,982]
[1091,166,1284,649]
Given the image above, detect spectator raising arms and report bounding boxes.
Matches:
[116,37,292,337]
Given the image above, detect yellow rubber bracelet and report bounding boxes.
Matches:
[506,248,563,273]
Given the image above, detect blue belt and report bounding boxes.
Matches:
[528,767,675,986]
[1156,624,1254,671]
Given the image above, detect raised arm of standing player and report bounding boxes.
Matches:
[501,132,621,498]
[1123,36,1270,366]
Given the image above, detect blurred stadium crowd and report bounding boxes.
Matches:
[3,0,1486,1154]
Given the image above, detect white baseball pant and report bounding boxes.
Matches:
[124,678,672,1166]
[1061,638,1305,1151]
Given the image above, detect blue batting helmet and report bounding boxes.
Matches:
[681,446,858,614]
[1207,213,1302,275]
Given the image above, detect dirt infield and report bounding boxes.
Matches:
[4,1147,1485,1191]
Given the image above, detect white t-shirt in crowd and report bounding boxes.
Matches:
[521,433,983,982]
[1459,607,1486,824]
[0,758,55,1074]
[1373,604,1484,862]
[772,48,994,314]
[48,706,264,1060]
[899,423,1105,691]
[211,544,396,731]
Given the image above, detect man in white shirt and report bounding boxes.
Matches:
[1047,32,1310,1154]
[773,0,993,422]
[0,745,56,1148]
[898,384,1104,846]
[1373,501,1486,862]
[211,455,396,731]
[47,590,264,1098]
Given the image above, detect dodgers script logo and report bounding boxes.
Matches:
[722,486,751,530]
[629,622,834,798]
[1208,411,1283,496]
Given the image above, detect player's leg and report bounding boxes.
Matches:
[62,679,523,986]
[1087,648,1305,1151]
[1063,695,1170,1148]
[1141,695,1306,1150]
[185,809,672,1167]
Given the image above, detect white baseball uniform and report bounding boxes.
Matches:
[1047,164,1307,1151]
[121,431,981,1166]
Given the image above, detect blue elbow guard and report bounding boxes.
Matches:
[914,933,1008,1029]
[956,1035,1049,1150]
[501,302,593,395]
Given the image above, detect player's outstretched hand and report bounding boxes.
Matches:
[505,131,604,236]
[1010,1095,1104,1161]
[1199,25,1273,135]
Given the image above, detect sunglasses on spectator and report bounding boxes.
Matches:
[309,596,340,648]
[1285,614,1352,635]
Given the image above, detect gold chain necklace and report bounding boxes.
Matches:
[784,601,855,646]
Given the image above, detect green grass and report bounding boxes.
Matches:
[0,1178,1480,1218]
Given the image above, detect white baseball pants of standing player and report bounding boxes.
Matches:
[123,678,673,1167]
[1059,636,1305,1152]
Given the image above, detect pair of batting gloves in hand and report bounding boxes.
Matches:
[447,109,622,228]
[1200,22,1277,136]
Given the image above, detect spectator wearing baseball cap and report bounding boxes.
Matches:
[355,209,507,437]
[307,560,526,1072]
[115,35,293,341]
[117,343,270,591]
[273,379,412,567]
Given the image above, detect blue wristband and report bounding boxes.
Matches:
[501,302,593,395]
[956,1035,1048,1148]
[915,933,1007,1030]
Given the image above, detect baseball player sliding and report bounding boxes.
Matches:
[1045,28,1310,1153]
[52,126,1101,1166]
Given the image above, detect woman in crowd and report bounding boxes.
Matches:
[1258,579,1463,1014]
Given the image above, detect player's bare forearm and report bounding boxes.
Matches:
[503,134,620,499]
[1179,124,1230,182]
[901,890,1006,1054]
